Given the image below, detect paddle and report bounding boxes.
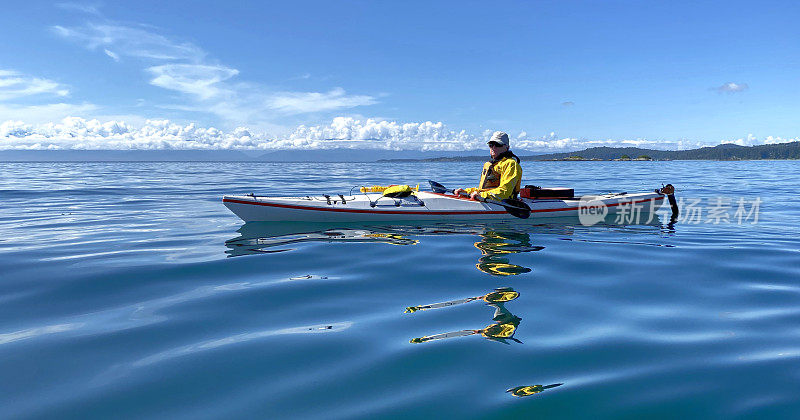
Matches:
[428,180,531,219]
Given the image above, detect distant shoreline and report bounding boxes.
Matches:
[1,140,797,162]
[379,141,800,162]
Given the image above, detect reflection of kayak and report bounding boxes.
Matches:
[224,227,419,257]
[223,190,666,222]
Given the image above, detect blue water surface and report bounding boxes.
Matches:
[1,161,799,419]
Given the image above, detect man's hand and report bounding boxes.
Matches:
[453,188,465,196]
[469,191,483,201]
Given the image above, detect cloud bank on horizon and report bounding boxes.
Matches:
[2,116,795,152]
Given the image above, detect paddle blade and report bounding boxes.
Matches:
[428,180,449,193]
[501,198,531,219]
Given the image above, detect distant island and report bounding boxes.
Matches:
[1,140,798,162]
[378,141,800,162]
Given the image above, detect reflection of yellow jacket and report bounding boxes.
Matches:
[465,156,523,200]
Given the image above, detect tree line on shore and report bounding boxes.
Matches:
[380,141,800,162]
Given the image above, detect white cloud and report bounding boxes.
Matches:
[268,88,377,114]
[0,117,477,151]
[52,23,206,62]
[0,70,69,101]
[103,49,120,61]
[52,21,378,124]
[286,117,477,150]
[147,64,239,100]
[0,117,264,150]
[56,2,101,15]
[0,69,95,125]
[714,82,749,93]
[144,65,376,123]
[511,131,738,151]
[721,134,792,147]
[3,116,796,152]
[0,103,99,124]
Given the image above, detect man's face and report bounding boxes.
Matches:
[489,142,508,159]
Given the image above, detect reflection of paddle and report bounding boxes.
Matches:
[410,317,522,344]
[428,180,531,219]
[506,383,564,397]
[405,287,519,313]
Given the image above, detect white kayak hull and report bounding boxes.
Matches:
[223,191,666,223]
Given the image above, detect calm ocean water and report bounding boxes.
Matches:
[1,160,799,419]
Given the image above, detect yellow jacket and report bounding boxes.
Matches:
[465,156,523,200]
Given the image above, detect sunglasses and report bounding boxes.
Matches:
[488,142,505,148]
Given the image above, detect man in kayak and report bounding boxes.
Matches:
[454,131,523,201]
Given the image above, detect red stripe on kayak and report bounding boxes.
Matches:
[223,195,664,215]
[427,192,474,200]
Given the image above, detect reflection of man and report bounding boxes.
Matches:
[473,230,543,276]
[454,131,523,201]
[476,255,531,276]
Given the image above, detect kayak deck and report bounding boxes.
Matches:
[223,191,666,222]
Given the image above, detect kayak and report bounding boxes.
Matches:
[222,188,670,223]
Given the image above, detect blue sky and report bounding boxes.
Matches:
[1,0,798,151]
